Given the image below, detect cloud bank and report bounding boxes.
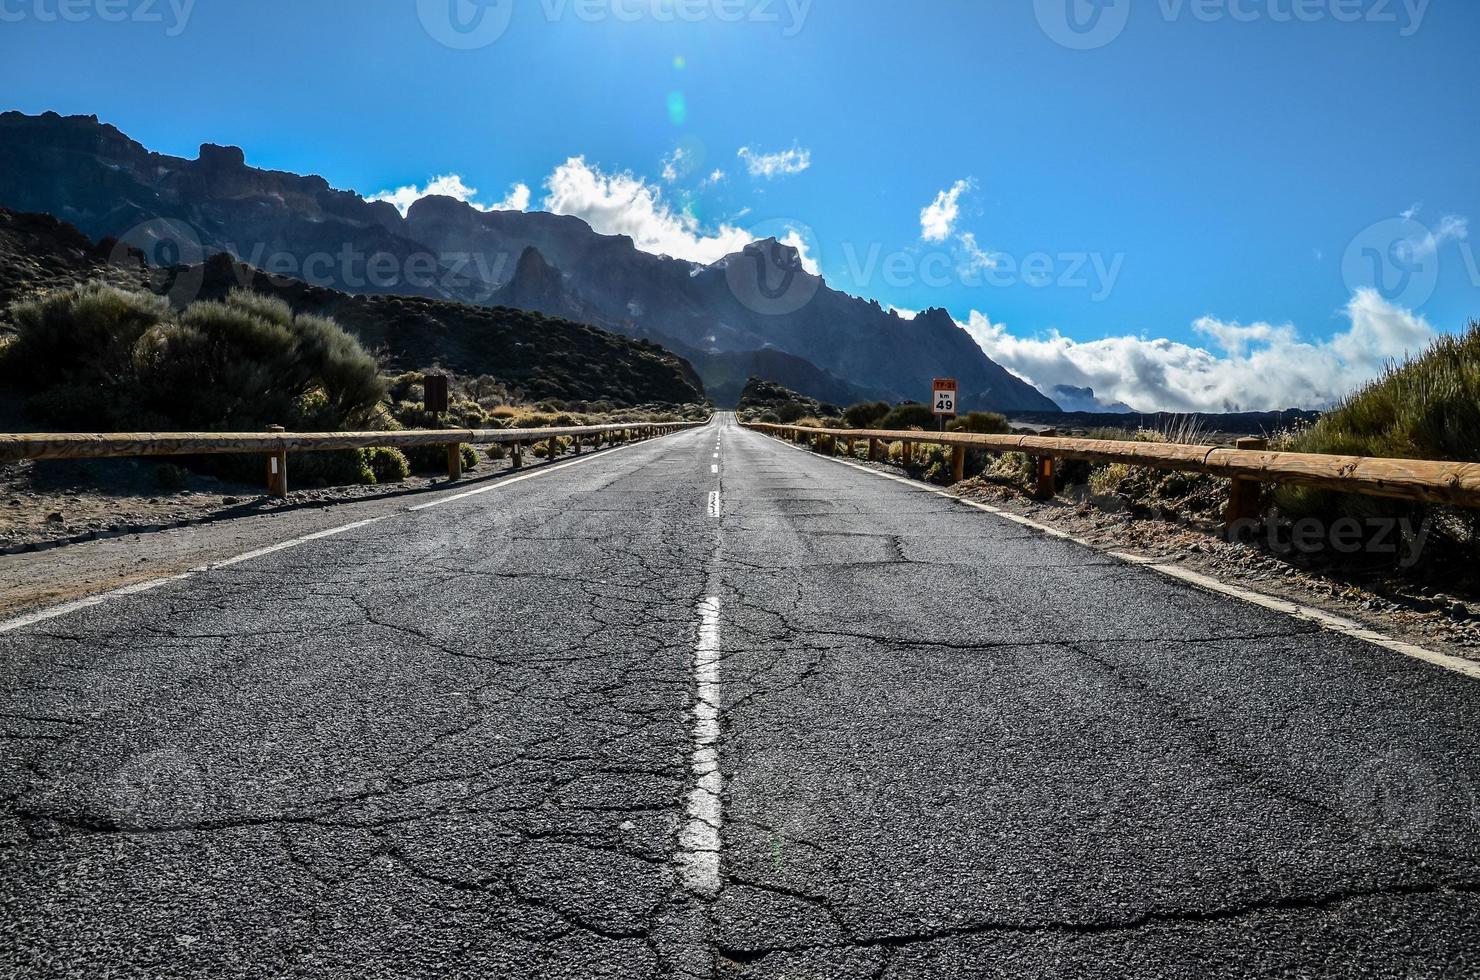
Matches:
[542,157,760,264]
[961,289,1435,413]
[366,174,529,215]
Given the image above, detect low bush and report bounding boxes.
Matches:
[843,400,891,429]
[364,447,411,484]
[877,403,937,430]
[947,411,1010,435]
[2,284,384,434]
[1275,322,1480,560]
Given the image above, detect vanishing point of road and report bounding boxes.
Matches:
[3,415,1478,978]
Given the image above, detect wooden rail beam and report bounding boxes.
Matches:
[741,422,1480,515]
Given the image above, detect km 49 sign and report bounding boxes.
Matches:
[932,378,958,418]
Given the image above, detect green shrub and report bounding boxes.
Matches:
[948,411,1010,435]
[1,284,385,437]
[843,400,891,429]
[877,403,937,430]
[5,283,171,390]
[402,443,478,474]
[364,447,411,483]
[775,401,808,424]
[155,463,188,490]
[1276,322,1480,553]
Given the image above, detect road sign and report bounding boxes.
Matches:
[423,374,450,414]
[932,378,958,417]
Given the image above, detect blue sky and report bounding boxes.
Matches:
[2,0,1476,410]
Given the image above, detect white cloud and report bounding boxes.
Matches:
[778,229,821,276]
[542,156,758,264]
[920,178,973,242]
[957,231,998,274]
[960,289,1436,413]
[1415,214,1469,257]
[493,182,532,212]
[737,144,812,179]
[661,147,688,183]
[365,173,530,216]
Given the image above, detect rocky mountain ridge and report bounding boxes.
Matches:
[0,110,1060,411]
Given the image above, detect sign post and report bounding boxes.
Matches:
[932,378,958,432]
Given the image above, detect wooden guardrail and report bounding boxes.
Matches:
[0,422,703,497]
[745,422,1480,531]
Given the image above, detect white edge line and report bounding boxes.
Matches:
[758,432,1480,683]
[1,433,684,635]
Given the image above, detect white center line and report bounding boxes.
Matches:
[678,596,724,897]
[711,464,719,474]
[707,491,721,518]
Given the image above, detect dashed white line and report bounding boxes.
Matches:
[711,464,719,474]
[678,595,724,897]
[707,491,721,518]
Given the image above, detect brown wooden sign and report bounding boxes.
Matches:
[423,375,450,414]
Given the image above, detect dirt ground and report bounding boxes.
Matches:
[0,454,523,554]
[0,454,530,619]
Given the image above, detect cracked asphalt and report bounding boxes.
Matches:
[3,414,1479,978]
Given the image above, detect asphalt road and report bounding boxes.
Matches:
[3,414,1479,978]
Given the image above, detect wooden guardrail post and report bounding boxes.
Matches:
[868,437,881,462]
[846,437,856,457]
[1225,437,1268,536]
[1030,429,1057,499]
[548,436,560,460]
[951,446,966,484]
[446,443,463,480]
[266,425,289,498]
[511,441,523,469]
